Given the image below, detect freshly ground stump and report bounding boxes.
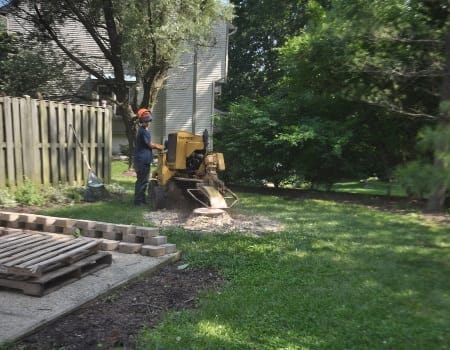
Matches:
[192,208,225,217]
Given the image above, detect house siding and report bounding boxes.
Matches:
[164,51,195,134]
[6,7,102,101]
[161,21,229,151]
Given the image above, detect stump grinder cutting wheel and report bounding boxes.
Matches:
[148,130,238,211]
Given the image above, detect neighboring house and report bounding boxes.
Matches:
[1,2,234,153]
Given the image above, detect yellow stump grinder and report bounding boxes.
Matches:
[149,129,238,211]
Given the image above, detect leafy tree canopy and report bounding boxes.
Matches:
[217,0,450,211]
[0,30,70,96]
[219,0,317,107]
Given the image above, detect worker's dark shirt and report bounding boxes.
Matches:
[134,126,152,164]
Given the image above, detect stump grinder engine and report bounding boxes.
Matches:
[148,129,239,211]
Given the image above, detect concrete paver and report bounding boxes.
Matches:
[0,251,180,345]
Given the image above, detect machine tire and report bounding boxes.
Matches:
[149,181,167,210]
[167,179,200,210]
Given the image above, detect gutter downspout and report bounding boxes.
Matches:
[192,47,198,134]
[210,22,237,149]
[225,23,237,79]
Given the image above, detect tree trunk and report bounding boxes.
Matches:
[425,22,450,212]
[114,85,136,169]
[120,105,137,169]
[426,184,448,212]
[141,65,168,109]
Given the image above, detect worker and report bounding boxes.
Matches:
[134,108,164,206]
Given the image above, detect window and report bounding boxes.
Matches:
[97,85,111,107]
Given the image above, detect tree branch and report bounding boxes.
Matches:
[32,5,106,81]
[62,0,114,62]
[361,99,438,120]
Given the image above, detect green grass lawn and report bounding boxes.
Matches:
[328,180,407,197]
[38,161,450,349]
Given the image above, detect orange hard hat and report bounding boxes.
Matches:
[137,108,151,118]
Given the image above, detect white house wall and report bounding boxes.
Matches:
[162,21,229,151]
[150,88,166,145]
[163,51,195,137]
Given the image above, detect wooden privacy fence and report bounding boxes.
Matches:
[0,96,112,188]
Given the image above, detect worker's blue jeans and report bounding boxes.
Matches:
[134,162,150,205]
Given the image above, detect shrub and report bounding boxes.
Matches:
[105,183,127,195]
[394,161,433,200]
[64,187,84,202]
[278,174,310,189]
[0,189,17,207]
[43,186,69,204]
[14,179,46,206]
[43,185,83,204]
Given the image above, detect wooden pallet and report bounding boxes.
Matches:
[0,230,112,296]
[0,251,112,296]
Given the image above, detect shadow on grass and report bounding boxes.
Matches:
[37,196,156,226]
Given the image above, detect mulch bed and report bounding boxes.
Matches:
[11,263,224,350]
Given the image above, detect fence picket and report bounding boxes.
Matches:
[29,98,41,184]
[39,100,50,187]
[4,98,16,186]
[57,103,67,184]
[73,104,83,183]
[48,101,58,186]
[66,104,75,185]
[0,97,5,187]
[11,99,24,186]
[21,96,34,183]
[89,105,96,171]
[104,107,112,182]
[97,108,104,177]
